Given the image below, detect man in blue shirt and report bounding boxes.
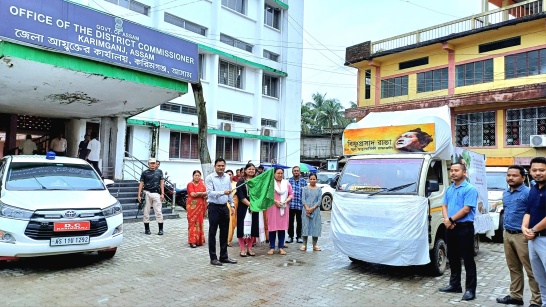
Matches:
[205,158,237,266]
[439,162,478,301]
[287,166,307,244]
[522,157,546,306]
[497,165,540,307]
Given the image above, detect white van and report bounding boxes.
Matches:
[0,155,123,261]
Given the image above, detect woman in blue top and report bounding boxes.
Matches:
[300,173,322,251]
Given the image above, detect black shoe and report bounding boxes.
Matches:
[438,285,462,293]
[529,304,540,307]
[296,238,303,243]
[145,229,151,235]
[462,290,476,301]
[286,237,293,243]
[158,230,164,235]
[220,258,237,264]
[496,295,523,305]
[210,259,223,266]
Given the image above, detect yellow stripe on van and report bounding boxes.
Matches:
[430,207,443,213]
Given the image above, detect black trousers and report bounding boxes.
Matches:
[446,223,477,291]
[288,208,302,239]
[208,203,230,261]
[87,160,103,177]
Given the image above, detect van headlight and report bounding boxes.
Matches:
[0,202,34,220]
[102,201,122,217]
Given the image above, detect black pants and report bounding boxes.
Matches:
[87,160,103,177]
[446,223,477,291]
[288,208,302,239]
[208,203,230,261]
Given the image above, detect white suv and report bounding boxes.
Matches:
[316,172,338,211]
[0,155,123,261]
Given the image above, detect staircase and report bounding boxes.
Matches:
[108,180,179,222]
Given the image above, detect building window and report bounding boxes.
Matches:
[160,103,197,115]
[506,107,546,146]
[105,0,150,16]
[169,132,198,159]
[164,13,207,36]
[364,69,371,99]
[505,48,546,79]
[417,68,448,93]
[218,112,251,124]
[263,50,279,62]
[260,142,277,163]
[381,76,408,98]
[198,54,205,80]
[261,119,278,128]
[219,60,244,89]
[216,137,240,161]
[456,59,493,87]
[455,111,496,147]
[262,74,279,98]
[264,5,281,29]
[222,0,245,14]
[220,34,253,52]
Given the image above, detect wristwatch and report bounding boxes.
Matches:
[531,228,537,234]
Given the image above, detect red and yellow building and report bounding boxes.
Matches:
[345,0,546,166]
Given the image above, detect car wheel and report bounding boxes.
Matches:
[493,212,504,243]
[474,234,480,256]
[428,238,447,276]
[321,194,332,211]
[97,248,117,260]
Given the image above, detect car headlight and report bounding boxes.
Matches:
[0,202,34,220]
[102,201,122,217]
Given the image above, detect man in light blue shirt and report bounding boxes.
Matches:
[205,158,237,266]
[439,162,478,301]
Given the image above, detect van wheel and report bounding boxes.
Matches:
[97,248,117,260]
[321,194,332,211]
[429,238,447,276]
[474,234,480,256]
[493,212,504,243]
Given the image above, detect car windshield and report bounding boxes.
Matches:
[486,172,507,190]
[337,158,423,194]
[5,162,105,191]
[317,173,336,184]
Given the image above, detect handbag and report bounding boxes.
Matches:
[243,209,252,238]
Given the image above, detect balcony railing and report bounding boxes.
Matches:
[371,0,545,54]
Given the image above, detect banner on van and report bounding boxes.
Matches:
[343,123,436,155]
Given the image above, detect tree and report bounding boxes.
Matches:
[191,81,213,177]
[315,98,345,158]
[300,100,314,135]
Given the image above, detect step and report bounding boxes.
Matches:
[109,191,138,198]
[108,186,139,193]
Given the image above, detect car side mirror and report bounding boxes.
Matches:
[103,179,115,188]
[329,176,339,189]
[426,180,439,196]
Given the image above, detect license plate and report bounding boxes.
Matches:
[54,221,90,232]
[50,236,90,246]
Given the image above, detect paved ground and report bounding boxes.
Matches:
[0,210,534,306]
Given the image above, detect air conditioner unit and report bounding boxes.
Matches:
[220,122,232,131]
[530,135,546,147]
[261,128,271,136]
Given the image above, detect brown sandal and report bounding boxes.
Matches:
[313,246,321,251]
[247,249,256,256]
[300,245,307,251]
[267,249,275,255]
[240,251,247,257]
[279,248,287,255]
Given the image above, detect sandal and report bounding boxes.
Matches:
[247,249,256,256]
[267,249,275,255]
[279,248,287,255]
[300,245,307,251]
[313,246,322,251]
[190,244,196,248]
[240,251,247,257]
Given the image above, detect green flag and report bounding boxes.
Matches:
[247,168,275,212]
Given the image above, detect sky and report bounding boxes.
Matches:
[300,0,489,108]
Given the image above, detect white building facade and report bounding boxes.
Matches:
[77,0,304,183]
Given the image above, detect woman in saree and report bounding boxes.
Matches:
[300,173,322,251]
[186,170,207,248]
[266,167,294,255]
[236,163,261,257]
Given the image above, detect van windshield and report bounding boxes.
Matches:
[338,158,423,194]
[5,162,105,191]
[486,172,507,190]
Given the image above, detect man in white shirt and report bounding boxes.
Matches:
[86,131,102,177]
[19,134,37,155]
[50,133,67,156]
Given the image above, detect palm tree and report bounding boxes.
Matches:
[305,92,328,122]
[300,101,314,135]
[315,98,345,158]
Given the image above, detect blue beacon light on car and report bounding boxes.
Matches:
[46,151,56,160]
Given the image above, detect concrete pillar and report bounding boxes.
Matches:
[99,117,126,180]
[65,119,86,158]
[3,114,17,156]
